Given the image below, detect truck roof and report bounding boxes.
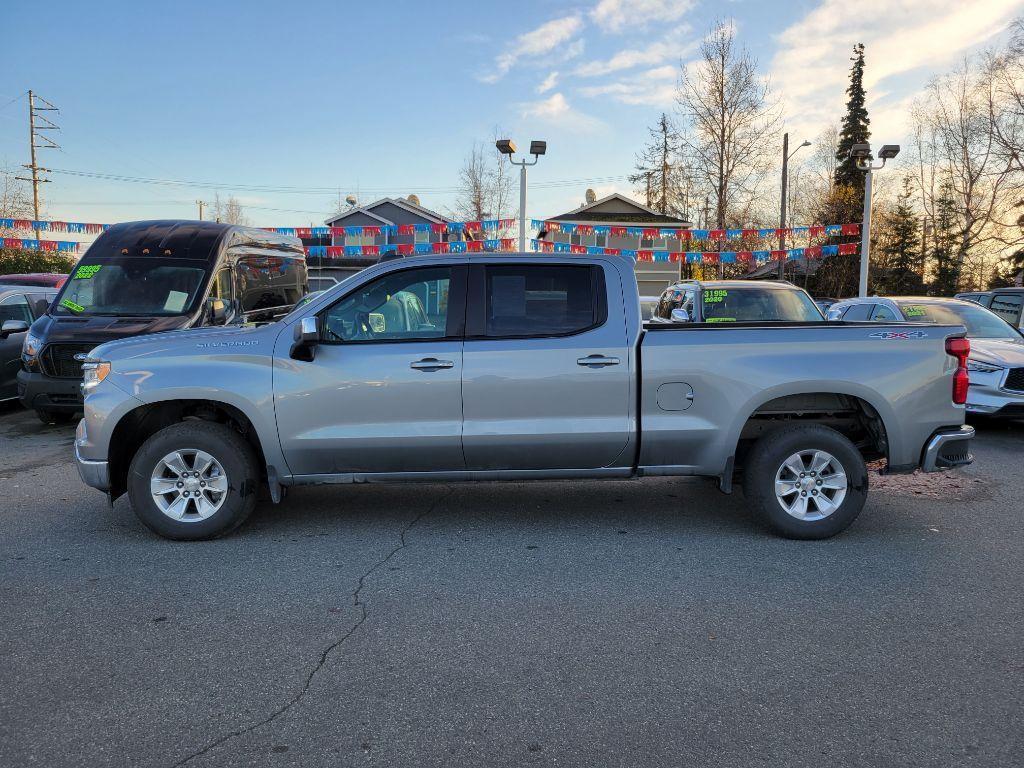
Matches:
[670,279,800,291]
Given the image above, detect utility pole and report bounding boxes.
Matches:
[778,132,811,280]
[196,200,205,220]
[15,91,60,222]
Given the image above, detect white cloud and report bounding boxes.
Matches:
[480,15,584,82]
[537,71,559,94]
[578,65,678,106]
[590,0,695,34]
[573,25,693,76]
[517,92,604,130]
[771,0,1020,141]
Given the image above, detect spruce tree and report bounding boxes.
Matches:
[930,181,961,295]
[882,178,924,295]
[834,44,871,208]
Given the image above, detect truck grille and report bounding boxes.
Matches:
[40,344,94,379]
[1004,367,1024,393]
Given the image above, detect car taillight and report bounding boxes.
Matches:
[945,337,970,405]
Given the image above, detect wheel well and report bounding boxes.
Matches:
[734,393,889,473]
[107,400,267,501]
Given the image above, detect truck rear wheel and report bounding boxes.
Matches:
[743,424,868,539]
[127,421,259,540]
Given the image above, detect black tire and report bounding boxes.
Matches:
[127,421,260,541]
[743,424,868,540]
[36,409,75,425]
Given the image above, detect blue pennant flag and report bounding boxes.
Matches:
[414,223,430,233]
[414,243,432,254]
[821,244,838,256]
[345,227,362,236]
[758,228,774,238]
[586,246,603,255]
[626,227,643,237]
[686,252,702,263]
[593,225,610,235]
[726,229,742,240]
[691,229,709,239]
[449,241,467,253]
[787,248,804,260]
[344,245,361,256]
[447,222,465,233]
[753,250,771,261]
[792,227,809,236]
[720,251,737,262]
[0,218,13,228]
[825,225,842,236]
[554,242,571,252]
[653,250,669,262]
[484,238,499,249]
[530,219,544,230]
[311,227,329,237]
[380,244,397,255]
[560,223,576,235]
[482,220,499,231]
[621,248,637,258]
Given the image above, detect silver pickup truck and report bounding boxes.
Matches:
[73,253,975,541]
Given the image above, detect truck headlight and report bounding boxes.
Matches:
[966,359,1003,374]
[22,331,42,366]
[81,360,111,391]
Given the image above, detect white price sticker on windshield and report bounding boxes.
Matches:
[164,290,188,312]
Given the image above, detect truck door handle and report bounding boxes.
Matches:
[577,355,620,368]
[410,358,455,370]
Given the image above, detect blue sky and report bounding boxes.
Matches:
[1,0,1019,233]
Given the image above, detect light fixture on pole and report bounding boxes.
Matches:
[496,138,546,252]
[777,133,812,280]
[850,142,900,297]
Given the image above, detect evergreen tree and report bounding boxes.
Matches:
[930,181,961,295]
[880,178,924,295]
[834,43,870,196]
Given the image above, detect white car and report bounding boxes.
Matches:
[828,296,1024,417]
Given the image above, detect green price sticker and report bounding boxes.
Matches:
[903,305,926,317]
[74,264,102,280]
[706,317,736,323]
[60,298,85,313]
[705,289,728,303]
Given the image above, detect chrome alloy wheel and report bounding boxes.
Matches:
[774,450,848,521]
[150,449,229,522]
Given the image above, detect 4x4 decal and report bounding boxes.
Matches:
[869,330,928,340]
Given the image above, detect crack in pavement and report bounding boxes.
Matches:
[170,489,451,767]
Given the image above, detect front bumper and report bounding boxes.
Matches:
[921,425,975,472]
[965,374,1024,417]
[17,369,83,413]
[74,425,110,491]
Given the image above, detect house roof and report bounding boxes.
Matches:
[325,196,449,226]
[547,192,692,226]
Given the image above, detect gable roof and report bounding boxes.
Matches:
[548,192,692,226]
[325,196,449,226]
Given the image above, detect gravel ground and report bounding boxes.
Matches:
[1,403,1022,768]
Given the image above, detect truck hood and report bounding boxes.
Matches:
[969,337,1024,367]
[89,323,279,362]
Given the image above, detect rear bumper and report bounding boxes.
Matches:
[921,425,975,472]
[17,369,83,413]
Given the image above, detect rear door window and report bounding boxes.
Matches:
[840,303,873,321]
[989,294,1023,326]
[869,304,898,321]
[479,264,603,338]
[0,294,32,324]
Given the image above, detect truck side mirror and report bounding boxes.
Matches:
[207,297,228,325]
[0,320,29,338]
[290,316,319,362]
[670,308,691,323]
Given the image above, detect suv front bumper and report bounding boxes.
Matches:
[75,420,110,491]
[921,425,975,472]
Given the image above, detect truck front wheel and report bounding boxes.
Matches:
[743,424,868,539]
[127,421,260,540]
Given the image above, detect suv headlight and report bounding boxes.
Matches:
[81,360,111,391]
[966,359,1003,373]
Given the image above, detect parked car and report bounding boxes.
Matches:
[954,291,993,308]
[814,297,839,314]
[0,272,69,289]
[0,284,57,402]
[295,290,325,309]
[649,280,825,323]
[74,253,973,542]
[986,287,1024,330]
[17,220,307,424]
[827,295,1024,417]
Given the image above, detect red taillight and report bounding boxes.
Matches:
[945,336,971,405]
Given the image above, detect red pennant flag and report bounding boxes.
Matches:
[432,241,450,253]
[805,245,822,258]
[397,224,415,235]
[295,227,311,238]
[363,245,379,255]
[841,223,860,236]
[702,252,719,263]
[775,228,789,238]
[545,221,561,232]
[838,242,858,255]
[637,250,654,261]
[641,228,659,238]
[610,226,627,237]
[742,229,758,238]
[362,226,380,237]
[604,248,620,255]
[500,238,515,249]
[570,244,587,254]
[576,224,594,235]
[467,240,484,252]
[669,252,685,262]
[710,230,725,240]
[326,246,343,257]
[465,221,482,232]
[397,243,414,255]
[737,251,753,262]
[809,225,825,238]
[302,246,310,255]
[771,249,786,259]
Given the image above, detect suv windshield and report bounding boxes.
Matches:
[53,258,210,317]
[895,300,1022,340]
[701,287,823,322]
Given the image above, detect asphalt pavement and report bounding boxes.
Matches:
[1,402,1022,767]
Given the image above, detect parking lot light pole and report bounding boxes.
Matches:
[778,133,811,280]
[497,139,546,252]
[850,142,900,297]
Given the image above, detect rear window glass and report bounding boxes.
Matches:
[895,301,1022,340]
[484,265,601,337]
[701,287,823,322]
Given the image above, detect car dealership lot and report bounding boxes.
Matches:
[1,404,1021,767]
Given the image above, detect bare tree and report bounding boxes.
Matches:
[453,135,515,222]
[675,20,781,228]
[1,165,35,235]
[210,193,250,225]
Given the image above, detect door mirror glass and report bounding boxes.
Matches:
[1,319,29,337]
[207,297,227,325]
[670,308,690,323]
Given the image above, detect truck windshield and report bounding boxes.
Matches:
[701,287,823,323]
[895,301,1022,340]
[52,258,209,317]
